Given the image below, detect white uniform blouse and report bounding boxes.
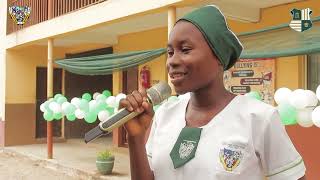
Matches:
[146,95,305,180]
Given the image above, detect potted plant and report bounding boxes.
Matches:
[96,150,115,175]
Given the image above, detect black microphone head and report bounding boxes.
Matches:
[147,81,172,105]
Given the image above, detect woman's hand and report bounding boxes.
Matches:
[119,89,154,137]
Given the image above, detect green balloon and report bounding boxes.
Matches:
[65,104,76,115]
[245,91,262,101]
[54,113,63,120]
[79,99,89,112]
[66,114,76,121]
[102,90,112,98]
[277,103,297,125]
[54,94,63,101]
[82,93,92,101]
[97,94,107,102]
[57,96,67,104]
[84,112,97,123]
[106,107,114,115]
[43,110,54,121]
[97,101,107,112]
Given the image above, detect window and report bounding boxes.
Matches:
[307,53,320,92]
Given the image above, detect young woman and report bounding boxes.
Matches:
[119,5,306,180]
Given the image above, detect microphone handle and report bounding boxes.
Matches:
[99,108,141,133]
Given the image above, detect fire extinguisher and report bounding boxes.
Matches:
[140,66,151,89]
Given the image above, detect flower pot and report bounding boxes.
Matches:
[96,156,115,175]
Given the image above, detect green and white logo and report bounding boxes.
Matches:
[289,8,312,32]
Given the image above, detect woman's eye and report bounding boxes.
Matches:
[167,51,174,57]
[182,48,191,54]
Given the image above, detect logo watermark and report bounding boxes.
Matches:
[9,5,31,25]
[289,8,312,32]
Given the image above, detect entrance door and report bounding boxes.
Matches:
[36,68,62,138]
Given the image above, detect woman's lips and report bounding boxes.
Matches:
[170,72,188,84]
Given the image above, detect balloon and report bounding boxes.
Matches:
[98,110,110,121]
[43,110,54,121]
[49,102,62,113]
[106,107,114,115]
[78,99,89,112]
[96,94,107,102]
[116,93,126,108]
[245,91,262,101]
[106,96,117,108]
[168,96,179,102]
[71,97,81,108]
[312,106,320,127]
[84,112,97,123]
[82,93,92,101]
[75,109,85,119]
[316,85,320,101]
[102,90,112,98]
[89,100,98,112]
[277,103,297,125]
[57,96,67,104]
[54,94,64,101]
[66,114,76,121]
[96,101,107,112]
[40,101,48,112]
[54,113,63,120]
[288,89,308,109]
[274,88,292,105]
[297,108,313,127]
[93,92,101,100]
[305,90,318,107]
[61,102,76,115]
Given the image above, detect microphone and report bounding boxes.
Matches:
[84,81,172,143]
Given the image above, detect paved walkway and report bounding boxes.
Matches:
[4,137,131,180]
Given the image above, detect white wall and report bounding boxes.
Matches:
[0,1,7,120]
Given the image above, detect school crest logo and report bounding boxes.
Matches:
[219,148,243,171]
[179,140,195,159]
[289,8,312,32]
[9,5,31,25]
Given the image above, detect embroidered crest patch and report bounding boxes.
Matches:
[219,147,243,172]
[179,140,195,159]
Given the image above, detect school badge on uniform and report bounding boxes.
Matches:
[179,140,196,159]
[219,147,243,172]
[289,8,312,32]
[9,5,31,25]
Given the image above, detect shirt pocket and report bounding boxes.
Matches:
[215,137,250,176]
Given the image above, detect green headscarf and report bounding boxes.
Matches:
[177,5,243,70]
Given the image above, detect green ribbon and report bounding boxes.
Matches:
[170,127,202,169]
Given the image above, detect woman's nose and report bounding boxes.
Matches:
[167,53,182,69]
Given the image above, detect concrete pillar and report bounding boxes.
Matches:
[47,38,54,159]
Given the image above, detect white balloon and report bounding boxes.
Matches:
[312,106,320,127]
[61,102,71,114]
[93,92,101,100]
[40,103,47,112]
[305,90,318,107]
[89,100,97,111]
[75,109,85,119]
[71,97,81,108]
[98,110,110,121]
[274,88,292,105]
[116,93,127,103]
[297,108,313,127]
[49,102,61,113]
[106,96,117,108]
[288,89,308,109]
